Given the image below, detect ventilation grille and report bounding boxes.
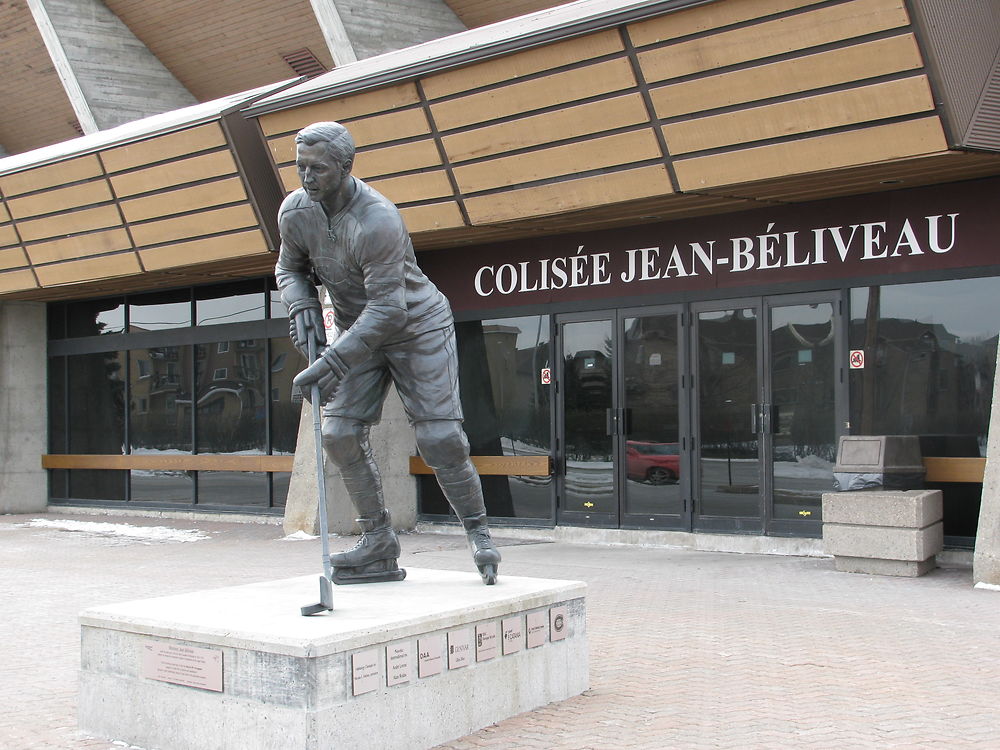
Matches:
[281,48,328,78]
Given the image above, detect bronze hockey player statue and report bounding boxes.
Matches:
[276,121,500,585]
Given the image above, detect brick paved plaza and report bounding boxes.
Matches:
[2,511,999,749]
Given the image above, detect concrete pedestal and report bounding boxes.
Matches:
[822,490,943,576]
[79,569,587,750]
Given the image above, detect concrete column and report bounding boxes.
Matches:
[312,0,465,64]
[27,0,196,134]
[0,302,48,514]
[974,345,1000,586]
[282,383,416,536]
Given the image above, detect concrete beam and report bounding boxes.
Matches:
[313,0,466,65]
[28,0,196,133]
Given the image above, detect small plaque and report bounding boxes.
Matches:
[550,606,568,642]
[352,649,380,696]
[501,616,524,655]
[526,611,548,649]
[476,621,498,662]
[418,635,444,678]
[386,642,412,687]
[140,642,222,692]
[448,629,472,670]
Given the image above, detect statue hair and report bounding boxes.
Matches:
[295,122,355,164]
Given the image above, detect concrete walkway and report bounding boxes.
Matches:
[2,511,998,749]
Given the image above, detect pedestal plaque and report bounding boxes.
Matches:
[418,634,444,678]
[502,615,524,655]
[476,621,498,662]
[550,605,567,642]
[448,628,472,670]
[140,642,222,692]
[352,649,380,696]
[386,642,412,687]
[526,611,547,649]
[79,568,588,750]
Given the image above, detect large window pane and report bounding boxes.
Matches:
[270,337,305,455]
[850,277,1000,542]
[420,315,552,520]
[65,297,126,337]
[129,289,191,331]
[129,345,194,503]
[197,471,268,506]
[196,340,267,453]
[196,280,266,326]
[68,351,125,455]
[850,278,1000,451]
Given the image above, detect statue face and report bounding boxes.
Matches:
[296,141,351,204]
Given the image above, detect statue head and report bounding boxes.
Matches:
[294,122,356,205]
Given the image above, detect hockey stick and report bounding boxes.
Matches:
[301,334,334,616]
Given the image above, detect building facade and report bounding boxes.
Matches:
[1,0,999,555]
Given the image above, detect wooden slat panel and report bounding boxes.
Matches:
[278,164,300,193]
[628,0,824,46]
[637,0,910,84]
[268,135,444,177]
[0,223,19,248]
[258,82,421,136]
[368,170,454,204]
[100,123,228,173]
[130,205,259,247]
[421,29,623,99]
[119,177,249,223]
[673,117,947,190]
[109,151,238,198]
[430,58,637,131]
[0,268,38,293]
[465,164,672,224]
[0,155,103,196]
[35,252,142,287]
[0,201,10,223]
[453,129,662,194]
[266,108,432,162]
[42,453,294,472]
[16,205,123,242]
[6,180,114,220]
[409,455,550,476]
[400,202,465,234]
[0,247,28,270]
[664,76,935,155]
[25,228,132,265]
[139,229,269,271]
[353,140,443,179]
[442,93,651,163]
[923,457,986,484]
[649,34,924,119]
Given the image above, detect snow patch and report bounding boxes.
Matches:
[20,519,210,545]
[974,582,1000,592]
[282,530,319,541]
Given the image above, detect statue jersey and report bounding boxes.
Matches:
[275,177,453,367]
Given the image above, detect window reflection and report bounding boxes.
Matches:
[270,337,305,454]
[196,280,265,325]
[130,345,192,453]
[129,290,191,331]
[420,315,552,520]
[65,297,126,337]
[196,340,267,454]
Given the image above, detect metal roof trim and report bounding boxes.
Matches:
[0,80,300,177]
[242,0,715,118]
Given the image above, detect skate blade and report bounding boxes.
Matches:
[332,567,407,585]
[301,602,331,616]
[479,564,498,585]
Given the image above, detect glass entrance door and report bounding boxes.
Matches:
[691,294,843,535]
[692,302,764,532]
[556,308,685,529]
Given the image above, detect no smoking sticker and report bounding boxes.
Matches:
[540,368,551,385]
[849,350,865,369]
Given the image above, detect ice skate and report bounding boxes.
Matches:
[329,510,406,585]
[462,514,501,585]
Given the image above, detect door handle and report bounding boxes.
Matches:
[750,403,759,434]
[606,408,615,436]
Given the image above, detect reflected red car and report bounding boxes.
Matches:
[626,441,680,484]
